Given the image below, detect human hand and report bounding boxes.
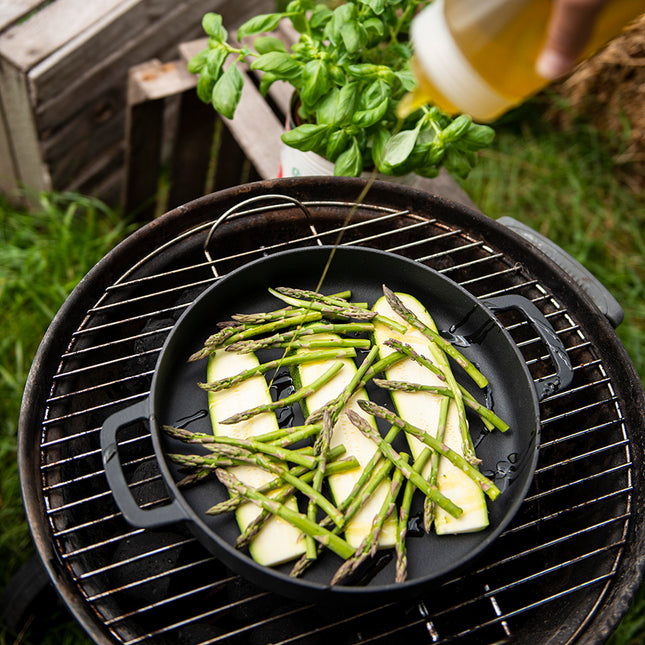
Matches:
[536,0,608,79]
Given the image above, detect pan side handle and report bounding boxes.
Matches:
[483,295,574,400]
[101,399,189,529]
[497,216,624,328]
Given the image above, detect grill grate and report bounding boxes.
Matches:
[32,193,636,644]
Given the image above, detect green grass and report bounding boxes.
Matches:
[458,102,645,380]
[0,191,133,645]
[1,105,644,643]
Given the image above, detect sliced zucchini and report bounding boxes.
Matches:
[292,333,397,549]
[372,293,489,535]
[207,349,306,565]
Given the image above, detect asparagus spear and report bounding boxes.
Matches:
[198,348,357,392]
[395,446,433,582]
[219,360,345,424]
[269,287,408,333]
[290,458,395,578]
[373,379,509,433]
[382,286,488,388]
[331,458,406,585]
[423,396,450,532]
[205,449,357,515]
[306,345,380,425]
[215,469,355,560]
[190,310,323,360]
[226,321,373,354]
[163,425,317,468]
[306,410,333,558]
[357,400,500,501]
[346,409,463,518]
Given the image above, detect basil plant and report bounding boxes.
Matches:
[189,0,494,178]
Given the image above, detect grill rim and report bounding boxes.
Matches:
[17,176,645,644]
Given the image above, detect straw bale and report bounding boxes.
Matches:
[549,14,645,190]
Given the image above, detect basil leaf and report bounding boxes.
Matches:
[187,49,209,75]
[253,36,287,55]
[202,13,227,43]
[346,64,381,79]
[237,13,283,39]
[334,137,363,177]
[196,69,215,104]
[316,83,357,126]
[251,52,301,81]
[281,123,330,152]
[326,129,351,161]
[336,83,359,125]
[300,59,331,107]
[461,123,495,150]
[382,126,421,168]
[444,148,472,179]
[211,64,244,119]
[206,46,228,78]
[259,72,279,96]
[362,79,388,110]
[310,5,333,31]
[325,3,357,46]
[359,0,386,15]
[371,128,390,171]
[340,21,365,53]
[352,99,388,128]
[442,114,472,142]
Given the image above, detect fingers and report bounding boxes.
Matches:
[536,0,607,80]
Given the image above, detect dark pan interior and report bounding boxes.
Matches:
[150,246,540,603]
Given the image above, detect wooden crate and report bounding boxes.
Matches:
[0,0,273,205]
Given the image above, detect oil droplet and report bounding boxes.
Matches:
[175,409,208,427]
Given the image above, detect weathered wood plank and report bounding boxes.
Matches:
[0,57,50,192]
[166,80,216,209]
[0,0,126,70]
[0,1,48,33]
[0,103,19,197]
[122,61,165,219]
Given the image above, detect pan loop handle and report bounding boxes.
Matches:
[203,194,322,277]
[482,295,574,400]
[100,399,189,529]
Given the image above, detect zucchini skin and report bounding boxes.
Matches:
[292,333,397,549]
[208,349,306,565]
[372,293,489,535]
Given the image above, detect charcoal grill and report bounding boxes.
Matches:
[18,177,645,644]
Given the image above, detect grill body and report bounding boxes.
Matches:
[19,177,645,645]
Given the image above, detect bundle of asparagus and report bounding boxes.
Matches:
[166,285,508,584]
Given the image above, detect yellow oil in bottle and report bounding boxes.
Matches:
[401,0,645,122]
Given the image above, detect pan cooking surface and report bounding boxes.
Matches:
[150,246,540,600]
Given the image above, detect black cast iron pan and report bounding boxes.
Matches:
[101,246,573,604]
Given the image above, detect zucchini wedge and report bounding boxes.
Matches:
[207,348,306,565]
[372,293,489,535]
[292,333,397,549]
